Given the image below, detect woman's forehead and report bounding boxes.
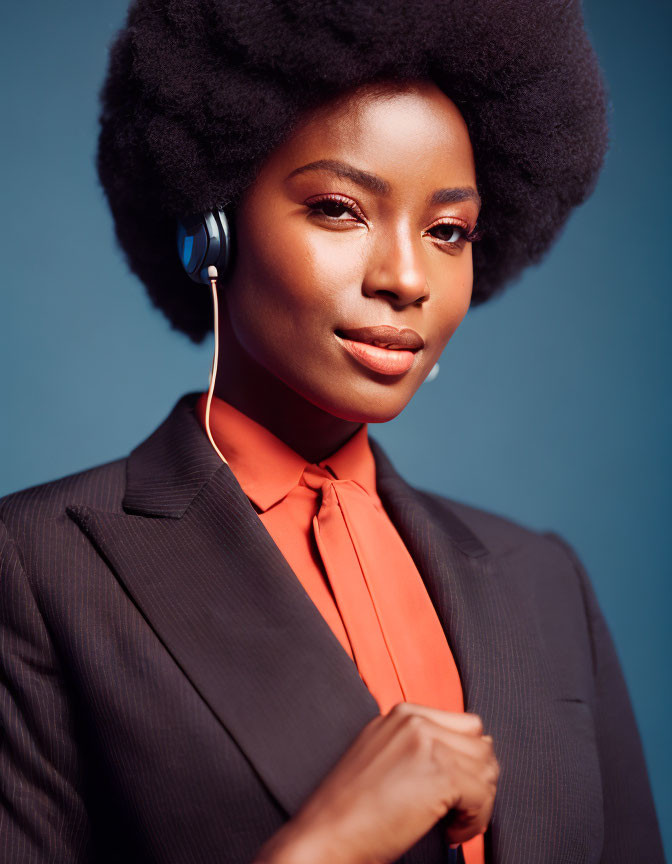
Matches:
[259,82,477,192]
[296,80,471,144]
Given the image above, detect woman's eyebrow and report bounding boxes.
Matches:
[286,159,390,194]
[285,158,481,210]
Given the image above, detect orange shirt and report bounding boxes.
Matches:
[195,393,485,864]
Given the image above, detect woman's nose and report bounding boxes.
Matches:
[361,225,429,308]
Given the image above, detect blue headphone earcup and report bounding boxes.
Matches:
[176,208,231,285]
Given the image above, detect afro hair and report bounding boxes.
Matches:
[96,0,609,344]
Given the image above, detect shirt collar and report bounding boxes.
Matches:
[194,393,377,512]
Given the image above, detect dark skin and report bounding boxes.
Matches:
[214,79,481,463]
[212,80,497,862]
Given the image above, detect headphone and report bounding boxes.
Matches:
[176,206,233,285]
[175,206,234,466]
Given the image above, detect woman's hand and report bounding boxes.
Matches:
[254,701,499,864]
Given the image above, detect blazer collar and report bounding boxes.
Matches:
[120,391,487,560]
[120,392,225,518]
[191,392,378,513]
[67,392,582,863]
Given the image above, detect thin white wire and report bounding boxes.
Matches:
[204,271,229,466]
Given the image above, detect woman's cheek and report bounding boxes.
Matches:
[225,277,317,383]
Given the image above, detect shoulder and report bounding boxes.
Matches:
[415,486,588,607]
[433,492,538,549]
[419,485,575,562]
[370,430,582,578]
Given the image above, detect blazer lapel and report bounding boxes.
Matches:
[66,393,381,817]
[370,438,589,864]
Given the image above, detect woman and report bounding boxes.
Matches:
[0,0,664,862]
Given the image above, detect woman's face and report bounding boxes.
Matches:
[222,80,480,424]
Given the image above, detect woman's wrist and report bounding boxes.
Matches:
[253,812,365,864]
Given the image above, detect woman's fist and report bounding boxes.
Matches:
[255,701,499,864]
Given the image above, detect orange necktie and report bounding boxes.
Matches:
[300,464,485,864]
[301,463,465,714]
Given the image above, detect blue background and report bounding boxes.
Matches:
[1,0,670,852]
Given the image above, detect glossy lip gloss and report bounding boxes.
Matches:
[335,333,417,375]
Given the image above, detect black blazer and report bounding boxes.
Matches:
[0,392,664,864]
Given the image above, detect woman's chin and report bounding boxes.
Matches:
[307,385,418,425]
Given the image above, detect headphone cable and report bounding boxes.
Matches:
[203,265,229,466]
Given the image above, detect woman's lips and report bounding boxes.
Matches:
[334,331,419,376]
[336,325,424,351]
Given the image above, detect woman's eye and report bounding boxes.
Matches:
[305,201,475,245]
[428,223,467,244]
[306,198,359,221]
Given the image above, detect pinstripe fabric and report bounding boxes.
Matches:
[0,392,664,864]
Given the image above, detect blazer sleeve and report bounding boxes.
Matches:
[0,517,91,863]
[545,532,665,863]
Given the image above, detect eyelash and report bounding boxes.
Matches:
[304,193,483,246]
